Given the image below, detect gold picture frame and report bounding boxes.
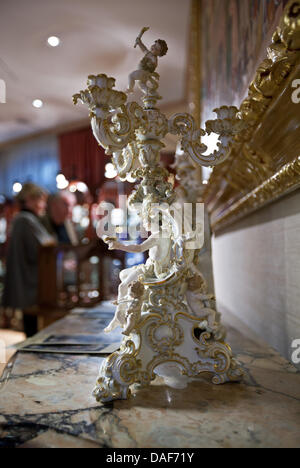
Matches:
[194,0,300,232]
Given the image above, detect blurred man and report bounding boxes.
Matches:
[42,191,78,245]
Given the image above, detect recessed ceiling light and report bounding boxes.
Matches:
[47,36,60,47]
[13,182,22,193]
[32,99,43,108]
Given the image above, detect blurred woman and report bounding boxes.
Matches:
[2,183,54,336]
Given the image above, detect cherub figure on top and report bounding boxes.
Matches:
[127,27,168,95]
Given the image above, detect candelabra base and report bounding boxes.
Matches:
[93,277,243,403]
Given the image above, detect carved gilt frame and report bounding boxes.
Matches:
[194,0,300,233]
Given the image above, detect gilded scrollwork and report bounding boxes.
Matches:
[112,142,140,181]
[211,156,300,231]
[203,0,300,232]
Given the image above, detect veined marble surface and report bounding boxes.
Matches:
[0,303,299,448]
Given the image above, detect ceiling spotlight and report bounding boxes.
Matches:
[47,36,60,47]
[32,99,43,108]
[13,182,22,193]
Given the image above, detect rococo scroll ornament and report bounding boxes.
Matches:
[73,28,243,403]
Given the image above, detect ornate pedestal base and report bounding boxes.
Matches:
[93,275,243,403]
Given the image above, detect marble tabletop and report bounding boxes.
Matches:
[0,303,299,448]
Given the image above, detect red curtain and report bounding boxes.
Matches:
[59,127,175,195]
[59,127,109,195]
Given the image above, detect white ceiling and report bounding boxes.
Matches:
[0,0,191,146]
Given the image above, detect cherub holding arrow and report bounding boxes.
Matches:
[127,27,168,94]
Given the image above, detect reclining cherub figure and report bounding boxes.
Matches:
[103,219,174,333]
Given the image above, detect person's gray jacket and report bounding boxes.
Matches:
[2,211,54,309]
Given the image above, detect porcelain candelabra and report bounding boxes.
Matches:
[73,28,245,403]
